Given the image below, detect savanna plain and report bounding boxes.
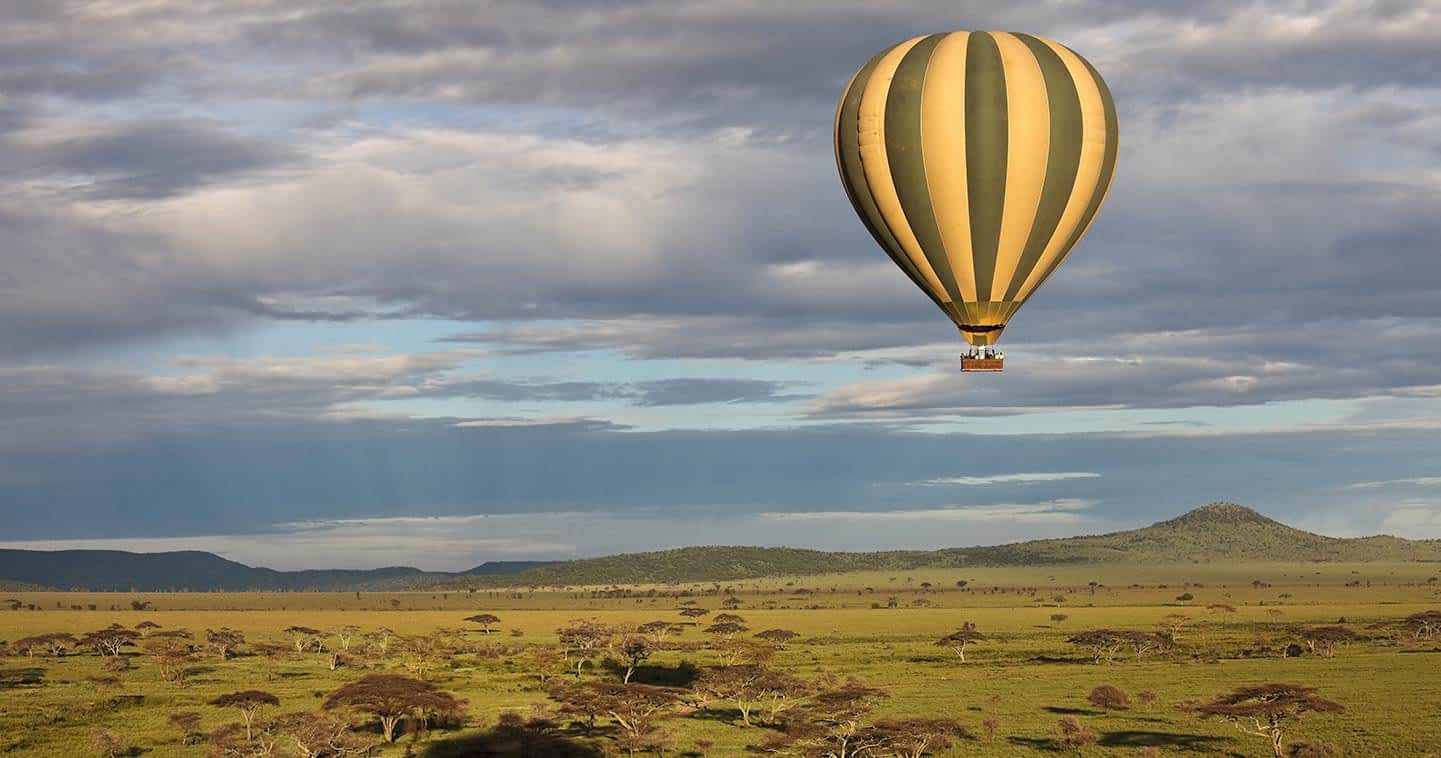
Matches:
[2,561,1440,757]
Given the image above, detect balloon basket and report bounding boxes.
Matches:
[960,355,1004,372]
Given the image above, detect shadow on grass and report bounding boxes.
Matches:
[419,724,603,757]
[1043,706,1104,716]
[1099,730,1233,753]
[1030,655,1093,665]
[1007,736,1060,752]
[598,660,700,687]
[0,667,44,688]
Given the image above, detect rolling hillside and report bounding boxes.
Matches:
[5,504,1438,591]
[446,503,1441,587]
[0,549,552,592]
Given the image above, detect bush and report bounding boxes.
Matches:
[1052,717,1097,751]
[1087,684,1130,710]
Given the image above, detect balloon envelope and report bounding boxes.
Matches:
[835,32,1118,346]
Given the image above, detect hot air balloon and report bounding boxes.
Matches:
[834,32,1118,372]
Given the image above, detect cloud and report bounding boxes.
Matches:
[915,473,1102,487]
[1343,477,1441,490]
[441,376,809,405]
[759,499,1099,524]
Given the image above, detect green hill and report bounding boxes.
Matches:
[447,503,1441,587]
[0,550,555,592]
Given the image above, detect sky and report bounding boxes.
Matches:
[2,0,1441,570]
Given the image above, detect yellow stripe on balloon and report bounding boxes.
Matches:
[858,36,950,303]
[989,32,1051,302]
[1011,37,1109,303]
[918,31,977,303]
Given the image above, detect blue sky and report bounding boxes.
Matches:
[2,1,1441,570]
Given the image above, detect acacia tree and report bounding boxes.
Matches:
[1159,613,1192,639]
[751,676,890,757]
[1052,717,1098,751]
[332,625,360,651]
[323,674,464,743]
[550,681,680,755]
[618,636,655,684]
[1208,603,1238,625]
[636,620,684,645]
[79,628,140,658]
[168,712,204,746]
[1405,610,1441,640]
[144,636,196,684]
[678,607,710,625]
[860,718,973,758]
[11,632,75,658]
[206,628,245,660]
[284,626,324,654]
[754,629,800,648]
[556,620,612,678]
[465,614,502,635]
[1297,626,1358,658]
[1190,683,1343,758]
[210,690,280,740]
[704,621,749,639]
[274,712,374,758]
[1067,630,1129,664]
[935,622,985,663]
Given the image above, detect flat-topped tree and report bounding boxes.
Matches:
[1189,683,1343,758]
[1296,626,1358,657]
[323,674,463,743]
[704,620,749,639]
[863,718,974,757]
[678,607,710,624]
[79,628,140,657]
[711,612,746,625]
[275,712,375,758]
[636,620,684,644]
[464,613,501,634]
[205,628,244,660]
[556,619,612,678]
[1067,630,1129,664]
[284,626,324,654]
[619,635,655,684]
[209,690,279,740]
[754,629,799,647]
[1403,610,1440,640]
[936,623,985,662]
[12,632,75,658]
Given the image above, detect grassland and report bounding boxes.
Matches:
[3,560,1440,757]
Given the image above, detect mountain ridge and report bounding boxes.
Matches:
[444,502,1441,587]
[0,549,554,592]
[3,504,1437,591]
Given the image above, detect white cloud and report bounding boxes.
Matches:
[914,472,1101,487]
[759,499,1100,524]
[1343,477,1441,490]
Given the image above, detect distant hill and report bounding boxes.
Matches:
[7,504,1439,591]
[445,503,1441,587]
[0,549,555,592]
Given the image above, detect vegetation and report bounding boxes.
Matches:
[2,507,1440,756]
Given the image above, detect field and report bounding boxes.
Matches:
[3,561,1440,757]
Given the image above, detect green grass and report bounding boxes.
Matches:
[3,562,1440,756]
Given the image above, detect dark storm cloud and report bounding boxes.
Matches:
[2,0,1441,412]
[2,412,1439,541]
[27,120,299,199]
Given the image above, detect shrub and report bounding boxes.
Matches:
[1087,684,1130,710]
